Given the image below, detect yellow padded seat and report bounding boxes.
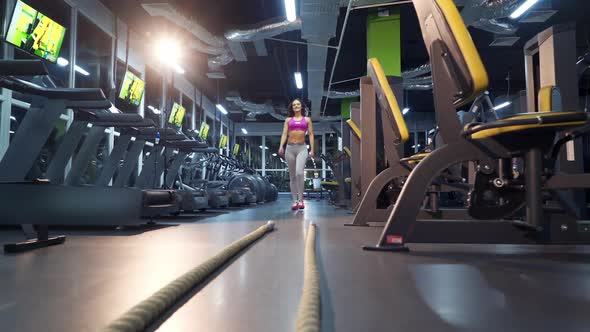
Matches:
[321,181,339,187]
[465,111,588,140]
[400,152,431,165]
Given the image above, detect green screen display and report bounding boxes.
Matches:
[168,103,186,127]
[118,71,145,106]
[199,122,210,139]
[5,1,66,63]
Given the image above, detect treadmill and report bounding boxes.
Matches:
[0,60,175,252]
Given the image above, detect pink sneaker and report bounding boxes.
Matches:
[291,202,299,210]
[298,201,305,210]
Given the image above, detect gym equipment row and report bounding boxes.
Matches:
[0,59,277,253]
[344,0,590,251]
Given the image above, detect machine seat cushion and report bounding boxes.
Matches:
[464,111,588,140]
[321,181,339,187]
[400,152,431,165]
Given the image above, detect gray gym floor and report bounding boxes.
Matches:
[1,197,590,332]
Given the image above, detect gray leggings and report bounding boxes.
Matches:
[285,143,308,201]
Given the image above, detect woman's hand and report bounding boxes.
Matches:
[278,147,285,157]
[309,150,315,160]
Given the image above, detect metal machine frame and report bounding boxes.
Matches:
[363,0,590,252]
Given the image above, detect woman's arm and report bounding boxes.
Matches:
[307,117,315,159]
[278,118,290,156]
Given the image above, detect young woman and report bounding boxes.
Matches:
[278,99,315,210]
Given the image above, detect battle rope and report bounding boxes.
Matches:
[295,223,321,332]
[102,221,276,332]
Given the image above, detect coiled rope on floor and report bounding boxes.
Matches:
[102,221,276,332]
[295,223,321,332]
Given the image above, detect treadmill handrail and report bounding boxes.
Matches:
[0,76,107,101]
[0,59,49,76]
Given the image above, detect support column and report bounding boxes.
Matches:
[262,135,266,176]
[322,133,326,179]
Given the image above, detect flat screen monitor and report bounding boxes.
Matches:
[168,102,186,127]
[5,0,66,64]
[199,122,210,139]
[219,135,228,149]
[118,71,145,106]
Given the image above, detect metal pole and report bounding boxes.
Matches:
[322,133,326,179]
[322,0,354,118]
[265,37,338,49]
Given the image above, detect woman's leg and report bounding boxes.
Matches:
[295,146,309,201]
[285,145,298,202]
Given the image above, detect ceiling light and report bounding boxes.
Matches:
[510,0,539,19]
[294,72,303,89]
[148,105,161,114]
[402,107,410,115]
[57,57,69,67]
[493,101,512,111]
[241,128,248,134]
[284,0,297,22]
[9,130,15,134]
[272,153,277,156]
[216,104,228,115]
[75,65,90,76]
[10,116,16,121]
[174,64,185,75]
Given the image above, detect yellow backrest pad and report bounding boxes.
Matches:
[434,0,489,103]
[367,58,410,143]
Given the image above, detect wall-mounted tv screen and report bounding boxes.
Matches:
[219,134,228,149]
[168,102,186,127]
[5,0,66,64]
[118,71,145,106]
[199,122,210,139]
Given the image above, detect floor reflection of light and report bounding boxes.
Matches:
[410,264,506,329]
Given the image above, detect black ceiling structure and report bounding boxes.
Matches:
[101,0,590,122]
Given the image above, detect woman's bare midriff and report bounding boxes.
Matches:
[288,130,306,144]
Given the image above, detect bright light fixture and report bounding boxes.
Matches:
[241,128,248,134]
[216,104,228,115]
[75,65,90,76]
[284,0,297,22]
[258,145,269,150]
[174,64,185,75]
[294,72,303,89]
[493,101,512,111]
[402,107,410,115]
[10,116,16,121]
[510,0,539,19]
[57,57,69,67]
[148,105,162,114]
[156,39,181,62]
[9,130,15,134]
[272,153,277,156]
[156,39,185,74]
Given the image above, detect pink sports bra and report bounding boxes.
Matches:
[288,117,308,132]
